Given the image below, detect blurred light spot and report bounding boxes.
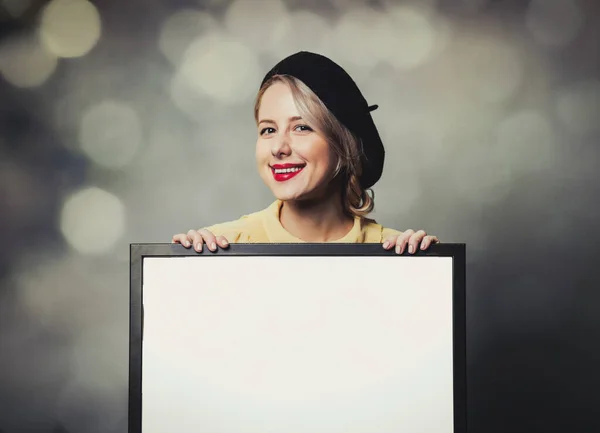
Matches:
[2,0,31,18]
[16,254,124,330]
[326,8,389,69]
[158,9,220,66]
[0,33,57,88]
[60,187,126,254]
[224,0,289,53]
[377,0,439,15]
[428,14,454,59]
[525,0,583,48]
[203,0,229,6]
[463,38,523,104]
[168,73,209,123]
[386,5,437,70]
[79,100,142,169]
[55,327,127,433]
[449,140,513,206]
[457,0,489,12]
[268,10,331,59]
[40,0,101,58]
[173,32,261,105]
[53,66,126,146]
[495,110,557,172]
[555,80,600,136]
[12,251,128,431]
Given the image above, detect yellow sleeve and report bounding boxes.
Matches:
[381,227,403,240]
[202,218,248,243]
[201,210,271,243]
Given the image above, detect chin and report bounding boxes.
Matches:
[261,169,330,202]
[270,187,309,202]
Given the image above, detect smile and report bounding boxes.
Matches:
[271,164,305,182]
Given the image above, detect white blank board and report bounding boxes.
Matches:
[142,256,454,433]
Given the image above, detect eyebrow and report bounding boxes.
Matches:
[258,116,303,125]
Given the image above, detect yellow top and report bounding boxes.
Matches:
[204,200,402,243]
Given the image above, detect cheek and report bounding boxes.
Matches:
[255,140,268,163]
[315,143,337,173]
[302,139,334,166]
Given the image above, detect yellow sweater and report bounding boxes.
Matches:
[204,200,402,243]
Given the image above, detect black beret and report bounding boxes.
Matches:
[260,51,385,189]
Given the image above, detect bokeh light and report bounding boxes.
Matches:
[555,80,600,137]
[457,0,490,13]
[39,0,102,58]
[495,110,558,173]
[267,10,331,59]
[16,254,120,330]
[525,0,584,48]
[0,33,57,88]
[158,8,220,67]
[326,7,391,70]
[460,35,523,104]
[1,0,31,18]
[60,187,126,255]
[78,100,143,169]
[55,326,128,433]
[224,0,290,54]
[385,5,437,70]
[172,32,261,106]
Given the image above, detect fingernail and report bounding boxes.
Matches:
[383,241,389,249]
[184,241,190,247]
[420,241,426,250]
[211,242,217,250]
[196,243,202,251]
[222,239,229,247]
[395,245,401,254]
[409,245,414,254]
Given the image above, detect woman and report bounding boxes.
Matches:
[172,51,439,254]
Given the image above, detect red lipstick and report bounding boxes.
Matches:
[271,163,305,182]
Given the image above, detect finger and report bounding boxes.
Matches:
[172,234,191,248]
[395,230,414,254]
[198,229,218,252]
[420,236,432,250]
[421,236,440,250]
[187,229,204,252]
[216,235,230,249]
[408,230,426,254]
[382,236,397,250]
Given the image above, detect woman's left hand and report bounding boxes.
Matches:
[383,230,440,255]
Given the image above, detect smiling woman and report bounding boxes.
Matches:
[172,51,439,253]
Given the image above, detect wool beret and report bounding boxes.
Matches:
[260,51,385,189]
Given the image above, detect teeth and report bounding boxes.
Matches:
[274,167,303,174]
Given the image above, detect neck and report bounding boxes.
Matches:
[279,192,355,242]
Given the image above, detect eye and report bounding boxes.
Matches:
[294,124,313,132]
[260,127,276,136]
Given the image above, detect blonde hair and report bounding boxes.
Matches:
[254,75,375,218]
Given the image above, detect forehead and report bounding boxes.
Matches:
[258,82,299,117]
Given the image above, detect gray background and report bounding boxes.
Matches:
[0,0,599,432]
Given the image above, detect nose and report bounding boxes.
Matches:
[271,132,292,158]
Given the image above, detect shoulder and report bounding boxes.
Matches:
[359,217,403,243]
[202,207,269,243]
[381,226,403,239]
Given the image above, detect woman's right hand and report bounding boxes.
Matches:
[171,229,230,252]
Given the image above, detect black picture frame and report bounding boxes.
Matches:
[129,243,466,433]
